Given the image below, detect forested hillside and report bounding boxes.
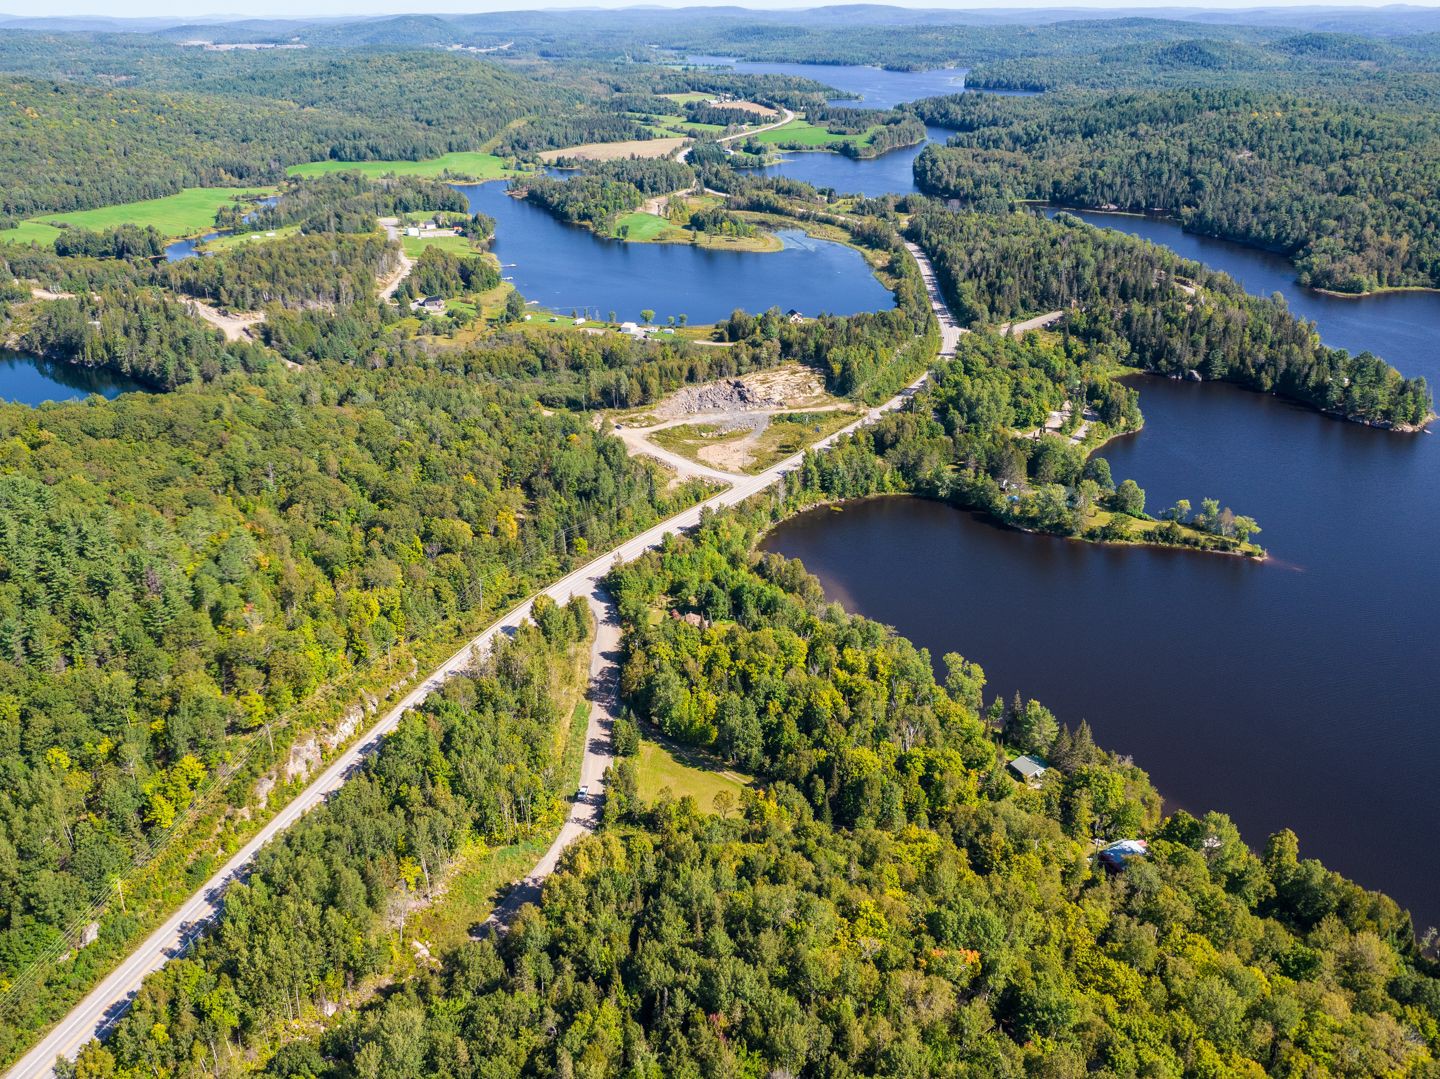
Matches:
[913,89,1440,293]
[905,208,1433,427]
[0,365,706,1058]
[0,48,567,219]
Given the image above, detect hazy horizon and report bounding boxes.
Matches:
[6,0,1440,23]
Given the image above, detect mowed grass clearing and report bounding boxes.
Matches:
[634,738,750,809]
[287,151,516,181]
[201,224,302,252]
[400,232,484,257]
[0,186,276,247]
[614,211,674,241]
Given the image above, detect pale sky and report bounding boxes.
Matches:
[4,0,1440,20]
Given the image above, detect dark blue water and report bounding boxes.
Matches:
[766,213,1440,932]
[0,351,144,405]
[452,182,892,324]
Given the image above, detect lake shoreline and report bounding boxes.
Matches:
[1048,204,1440,302]
[764,483,1265,561]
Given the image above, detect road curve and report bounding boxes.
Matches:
[677,106,795,163]
[8,241,956,1079]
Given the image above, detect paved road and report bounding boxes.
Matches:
[677,106,794,163]
[904,240,965,357]
[8,241,956,1079]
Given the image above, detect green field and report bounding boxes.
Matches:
[754,118,850,147]
[662,92,715,105]
[200,224,301,252]
[0,186,277,247]
[400,232,483,257]
[287,152,517,181]
[613,211,674,242]
[634,739,750,808]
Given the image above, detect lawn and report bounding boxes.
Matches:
[400,232,482,257]
[0,186,277,247]
[287,151,517,181]
[662,92,715,105]
[613,203,784,253]
[614,211,674,242]
[634,738,750,809]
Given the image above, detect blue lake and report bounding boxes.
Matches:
[686,60,1032,197]
[685,57,970,110]
[766,159,1440,931]
[760,124,953,198]
[453,181,892,325]
[0,351,144,406]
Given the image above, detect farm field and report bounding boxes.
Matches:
[539,137,688,162]
[753,117,851,147]
[0,186,276,246]
[287,151,516,180]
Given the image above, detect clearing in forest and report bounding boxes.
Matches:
[0,186,277,247]
[287,152,516,181]
[539,137,689,162]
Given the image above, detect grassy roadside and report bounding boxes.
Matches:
[243,619,599,1070]
[0,473,713,1068]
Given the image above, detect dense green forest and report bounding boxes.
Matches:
[0,364,708,1059]
[132,513,1439,1077]
[1,12,1439,1074]
[905,208,1433,427]
[913,88,1440,293]
[21,288,269,388]
[238,175,470,237]
[65,601,595,1079]
[0,52,570,220]
[162,233,397,310]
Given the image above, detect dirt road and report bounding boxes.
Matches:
[8,242,958,1079]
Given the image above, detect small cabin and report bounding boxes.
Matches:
[1098,839,1149,873]
[1007,754,1048,785]
[786,308,805,324]
[410,296,447,314]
